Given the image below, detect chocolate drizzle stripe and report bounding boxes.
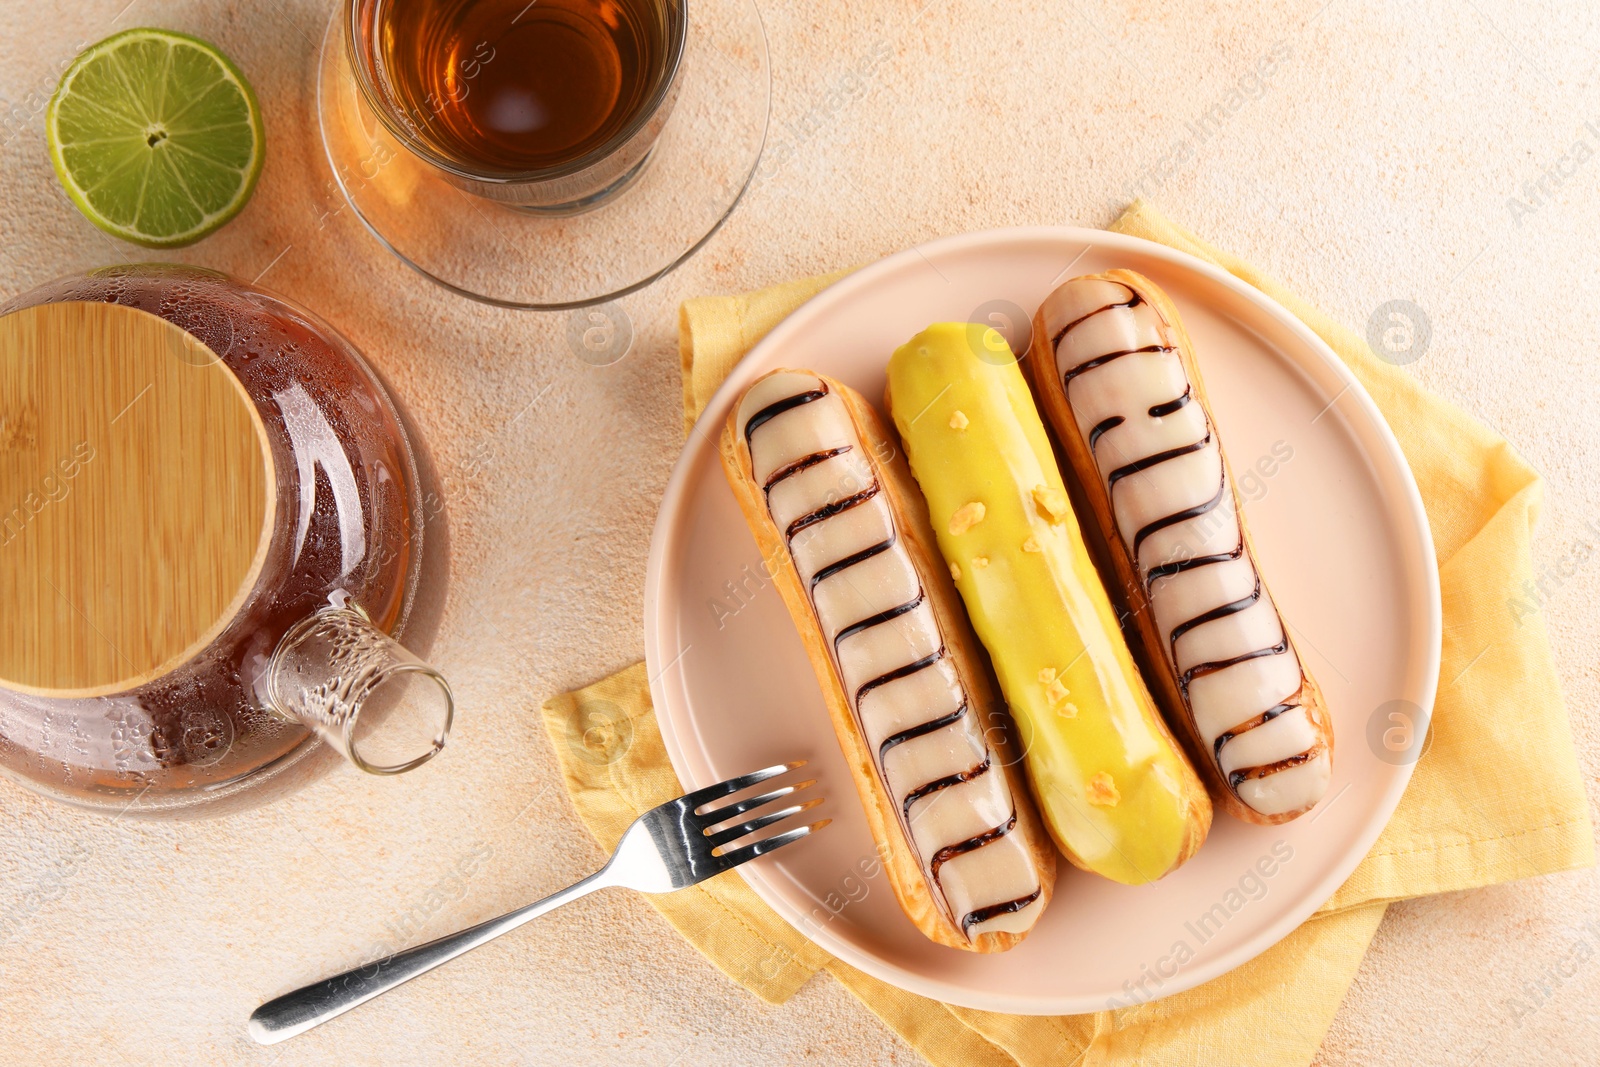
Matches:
[1061,344,1174,390]
[1049,284,1142,349]
[744,384,829,443]
[1131,474,1229,559]
[901,757,991,818]
[1148,385,1192,418]
[1179,641,1288,694]
[763,446,851,496]
[961,887,1043,936]
[1144,540,1244,587]
[1106,433,1212,490]
[1213,703,1297,765]
[834,593,925,651]
[810,536,895,590]
[855,649,945,706]
[785,485,880,540]
[930,811,1017,881]
[1088,415,1124,451]
[1228,743,1327,789]
[877,700,967,764]
[1168,577,1262,647]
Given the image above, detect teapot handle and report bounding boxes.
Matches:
[264,603,453,775]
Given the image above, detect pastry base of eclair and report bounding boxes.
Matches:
[719,372,1055,952]
[1027,270,1335,826]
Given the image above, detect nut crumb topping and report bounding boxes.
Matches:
[1031,486,1069,524]
[971,556,989,569]
[1022,535,1041,553]
[948,410,969,431]
[1087,772,1120,807]
[948,501,986,535]
[949,561,961,580]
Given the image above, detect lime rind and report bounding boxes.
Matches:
[46,28,265,249]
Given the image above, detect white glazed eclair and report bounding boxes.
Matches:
[720,369,1054,951]
[1028,270,1334,825]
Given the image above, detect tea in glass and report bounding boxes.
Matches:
[348,0,686,205]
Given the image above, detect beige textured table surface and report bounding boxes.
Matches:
[3,1,1599,1064]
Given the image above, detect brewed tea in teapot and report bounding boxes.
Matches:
[0,264,449,812]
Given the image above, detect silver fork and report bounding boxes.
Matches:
[248,762,826,1045]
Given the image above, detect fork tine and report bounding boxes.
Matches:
[714,819,832,871]
[697,778,816,823]
[706,797,825,850]
[682,761,805,811]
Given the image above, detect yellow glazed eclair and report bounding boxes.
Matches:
[720,369,1055,951]
[1028,271,1333,825]
[886,324,1211,885]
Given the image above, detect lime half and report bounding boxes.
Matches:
[47,29,265,248]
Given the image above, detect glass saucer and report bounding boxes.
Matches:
[315,0,770,310]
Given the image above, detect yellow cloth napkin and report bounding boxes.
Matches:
[542,202,1594,1066]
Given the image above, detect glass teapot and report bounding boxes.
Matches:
[0,264,450,813]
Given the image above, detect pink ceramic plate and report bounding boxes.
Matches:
[644,228,1440,1014]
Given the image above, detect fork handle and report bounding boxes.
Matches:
[248,868,611,1044]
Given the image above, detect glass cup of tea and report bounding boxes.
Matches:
[345,0,687,211]
[315,0,771,307]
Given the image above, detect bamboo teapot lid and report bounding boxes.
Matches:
[0,301,274,697]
